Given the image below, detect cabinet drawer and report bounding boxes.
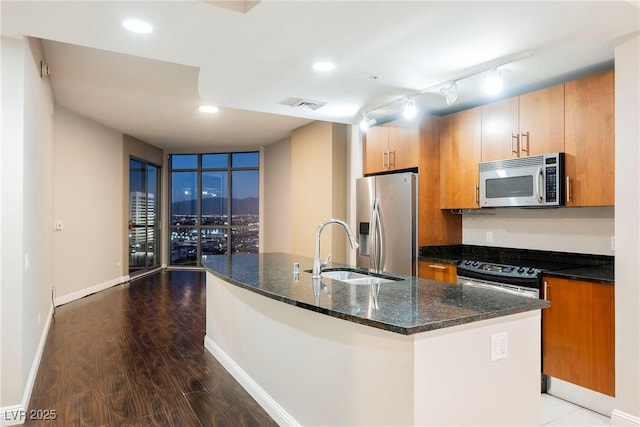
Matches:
[419,261,457,284]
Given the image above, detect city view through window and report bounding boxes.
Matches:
[170,152,259,266]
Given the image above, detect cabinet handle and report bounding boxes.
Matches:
[474,184,480,206]
[521,131,529,154]
[511,133,520,156]
[389,150,396,168]
[543,281,549,300]
[566,176,571,204]
[428,264,447,270]
[383,151,389,168]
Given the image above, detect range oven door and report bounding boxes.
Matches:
[457,275,540,299]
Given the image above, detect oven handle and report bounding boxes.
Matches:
[458,276,539,299]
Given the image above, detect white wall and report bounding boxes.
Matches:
[613,33,640,426]
[463,207,615,255]
[53,106,125,304]
[1,35,55,420]
[1,34,27,412]
[289,121,347,261]
[263,137,292,253]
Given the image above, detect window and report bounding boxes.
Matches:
[129,159,160,273]
[169,152,259,266]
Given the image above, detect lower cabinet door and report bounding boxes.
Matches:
[542,276,615,396]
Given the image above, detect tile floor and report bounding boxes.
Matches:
[542,393,611,426]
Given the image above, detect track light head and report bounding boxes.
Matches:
[484,68,503,95]
[440,83,458,105]
[359,114,377,131]
[403,99,417,119]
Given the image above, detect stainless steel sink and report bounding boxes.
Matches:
[320,269,401,285]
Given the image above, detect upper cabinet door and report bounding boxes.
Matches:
[481,97,519,162]
[363,125,389,175]
[519,83,565,157]
[440,107,482,209]
[363,121,420,175]
[481,84,564,163]
[388,121,419,171]
[564,70,615,206]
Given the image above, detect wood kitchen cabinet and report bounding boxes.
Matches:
[363,120,419,174]
[418,260,457,284]
[542,276,615,396]
[564,69,614,206]
[481,84,565,162]
[440,106,482,209]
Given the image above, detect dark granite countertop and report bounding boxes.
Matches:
[541,264,615,283]
[202,252,549,336]
[419,245,614,284]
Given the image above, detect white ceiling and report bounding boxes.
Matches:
[2,1,639,151]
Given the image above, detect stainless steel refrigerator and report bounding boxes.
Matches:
[356,172,417,276]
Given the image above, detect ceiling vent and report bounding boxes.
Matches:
[280,97,327,111]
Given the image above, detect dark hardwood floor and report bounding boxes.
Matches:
[26,270,278,427]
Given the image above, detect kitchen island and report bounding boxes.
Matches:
[203,252,549,426]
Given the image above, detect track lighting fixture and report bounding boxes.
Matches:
[358,50,532,127]
[439,83,458,106]
[402,99,417,119]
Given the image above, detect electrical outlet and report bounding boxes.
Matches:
[486,231,493,243]
[491,332,508,361]
[25,253,30,272]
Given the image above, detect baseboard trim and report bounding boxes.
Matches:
[612,409,640,426]
[0,305,54,426]
[546,376,615,417]
[129,268,160,281]
[204,335,299,427]
[54,275,129,307]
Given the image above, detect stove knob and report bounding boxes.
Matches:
[517,266,525,273]
[465,260,472,266]
[472,261,480,267]
[527,268,536,275]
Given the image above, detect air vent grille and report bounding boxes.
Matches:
[480,155,544,171]
[280,97,327,111]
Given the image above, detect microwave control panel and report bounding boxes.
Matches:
[544,156,559,203]
[545,166,557,202]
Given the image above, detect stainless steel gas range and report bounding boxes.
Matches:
[456,260,543,299]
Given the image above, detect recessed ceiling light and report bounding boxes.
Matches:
[123,19,153,34]
[312,61,335,72]
[199,105,219,114]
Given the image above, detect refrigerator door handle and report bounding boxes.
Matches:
[372,199,383,271]
[370,200,378,271]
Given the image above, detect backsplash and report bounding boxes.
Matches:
[462,207,614,255]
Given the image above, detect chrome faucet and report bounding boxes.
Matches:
[312,219,360,279]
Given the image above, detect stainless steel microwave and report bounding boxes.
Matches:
[479,153,565,207]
